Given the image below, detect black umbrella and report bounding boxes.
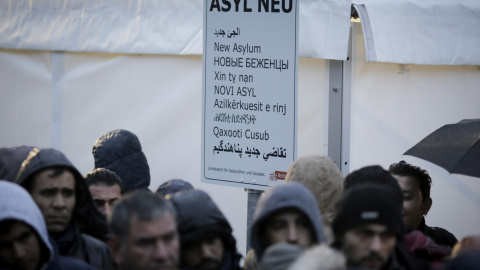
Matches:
[404,119,480,178]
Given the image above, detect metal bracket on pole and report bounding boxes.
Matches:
[245,188,263,253]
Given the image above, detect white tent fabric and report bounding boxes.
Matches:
[353,0,480,65]
[2,0,479,65]
[0,0,352,60]
[0,0,205,55]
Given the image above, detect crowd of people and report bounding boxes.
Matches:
[1,129,479,270]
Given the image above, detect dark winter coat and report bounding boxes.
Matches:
[419,217,458,248]
[404,230,451,269]
[0,180,94,270]
[250,182,327,260]
[0,145,35,182]
[53,224,112,270]
[446,251,480,270]
[387,243,431,270]
[14,148,111,269]
[169,190,243,270]
[92,129,150,193]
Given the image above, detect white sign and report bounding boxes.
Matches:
[202,0,299,190]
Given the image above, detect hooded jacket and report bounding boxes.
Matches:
[250,182,327,260]
[0,180,94,270]
[285,155,344,243]
[15,148,111,269]
[156,178,194,197]
[92,129,150,193]
[0,145,35,182]
[169,190,242,270]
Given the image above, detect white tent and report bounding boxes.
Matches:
[1,0,479,256]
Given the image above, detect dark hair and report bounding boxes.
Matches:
[389,160,432,200]
[84,168,124,193]
[109,190,176,241]
[344,165,403,196]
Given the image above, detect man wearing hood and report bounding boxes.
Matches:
[168,189,242,270]
[0,180,93,270]
[15,148,112,269]
[250,182,327,261]
[92,129,150,193]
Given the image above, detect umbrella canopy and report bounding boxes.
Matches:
[404,119,480,178]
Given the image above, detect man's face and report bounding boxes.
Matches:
[341,224,397,270]
[181,236,224,270]
[262,209,314,249]
[30,169,76,234]
[89,184,121,217]
[393,175,431,230]
[113,214,180,270]
[0,221,42,270]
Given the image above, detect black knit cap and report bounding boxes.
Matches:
[333,184,406,240]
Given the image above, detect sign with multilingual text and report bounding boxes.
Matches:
[202,0,299,190]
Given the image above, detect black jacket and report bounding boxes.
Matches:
[169,190,243,270]
[386,243,431,270]
[419,217,458,248]
[49,235,96,270]
[54,224,112,270]
[92,129,150,193]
